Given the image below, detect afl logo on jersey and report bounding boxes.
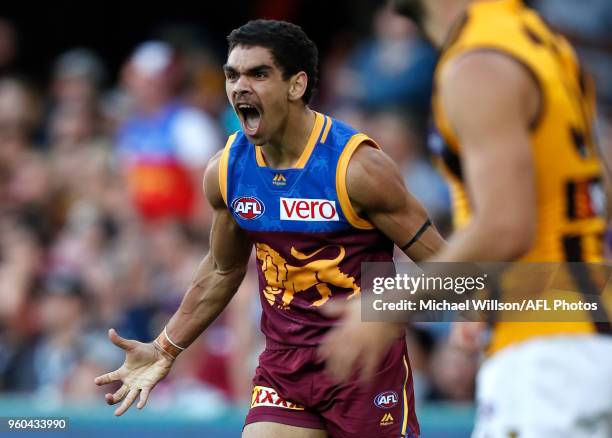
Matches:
[374,391,399,409]
[232,196,265,220]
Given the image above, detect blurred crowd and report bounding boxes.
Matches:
[0,0,610,414]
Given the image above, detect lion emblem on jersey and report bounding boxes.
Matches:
[255,243,360,309]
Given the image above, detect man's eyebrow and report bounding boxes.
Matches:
[222,64,273,74]
[247,65,273,73]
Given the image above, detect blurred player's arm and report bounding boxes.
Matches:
[429,51,540,350]
[94,151,252,416]
[346,146,446,261]
[430,51,539,262]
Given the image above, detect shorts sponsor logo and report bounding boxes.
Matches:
[232,196,265,220]
[280,198,339,222]
[250,385,305,411]
[380,412,394,426]
[374,391,399,409]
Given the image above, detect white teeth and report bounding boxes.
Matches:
[237,104,254,109]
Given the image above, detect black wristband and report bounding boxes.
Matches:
[400,219,432,252]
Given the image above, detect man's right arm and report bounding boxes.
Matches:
[94,150,253,415]
[163,150,253,349]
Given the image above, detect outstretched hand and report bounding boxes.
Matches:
[94,328,174,416]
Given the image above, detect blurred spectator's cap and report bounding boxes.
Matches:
[130,41,174,77]
[43,269,86,299]
[53,48,106,86]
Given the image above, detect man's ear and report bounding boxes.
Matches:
[288,71,308,102]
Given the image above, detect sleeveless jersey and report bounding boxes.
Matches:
[220,111,394,347]
[429,0,611,354]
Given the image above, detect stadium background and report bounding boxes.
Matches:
[0,0,609,436]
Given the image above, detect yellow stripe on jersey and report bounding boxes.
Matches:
[321,115,333,144]
[254,112,325,169]
[336,133,379,230]
[401,354,410,437]
[294,112,325,168]
[255,145,267,167]
[218,133,237,206]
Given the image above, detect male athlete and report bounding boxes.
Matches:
[94,20,445,438]
[321,1,612,436]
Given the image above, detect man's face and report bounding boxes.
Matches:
[224,45,291,145]
[393,0,426,27]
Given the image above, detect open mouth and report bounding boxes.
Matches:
[236,103,262,137]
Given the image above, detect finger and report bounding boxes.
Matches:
[359,349,382,384]
[115,388,139,416]
[108,328,135,351]
[106,384,129,405]
[137,387,151,410]
[325,336,359,383]
[329,351,358,382]
[317,328,342,361]
[94,369,121,386]
[317,330,334,362]
[320,300,348,318]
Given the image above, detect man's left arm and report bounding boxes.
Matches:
[345,144,446,261]
[319,143,446,381]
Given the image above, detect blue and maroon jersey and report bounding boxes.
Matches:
[116,102,195,220]
[219,111,394,347]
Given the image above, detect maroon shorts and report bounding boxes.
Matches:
[245,338,419,438]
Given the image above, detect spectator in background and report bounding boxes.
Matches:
[2,271,88,397]
[28,270,121,404]
[366,109,451,231]
[428,340,477,403]
[116,41,221,222]
[47,103,111,201]
[31,272,90,401]
[0,78,56,246]
[157,24,229,119]
[0,77,41,173]
[0,19,17,76]
[328,2,437,114]
[50,48,106,113]
[0,216,42,332]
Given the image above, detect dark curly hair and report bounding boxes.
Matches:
[227,19,319,104]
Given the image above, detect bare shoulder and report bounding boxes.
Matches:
[441,49,538,93]
[203,149,225,209]
[440,50,540,128]
[345,143,407,213]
